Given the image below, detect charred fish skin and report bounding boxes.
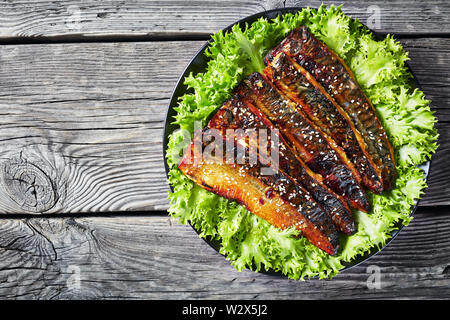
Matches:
[266,26,396,191]
[239,72,369,212]
[265,52,383,194]
[178,135,340,255]
[209,96,355,235]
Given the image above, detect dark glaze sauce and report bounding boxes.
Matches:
[240,72,369,212]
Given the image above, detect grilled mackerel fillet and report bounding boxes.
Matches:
[208,95,355,235]
[178,132,340,255]
[238,72,369,212]
[266,26,396,191]
[265,52,383,194]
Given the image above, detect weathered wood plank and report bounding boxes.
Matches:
[0,41,204,214]
[0,0,449,42]
[0,207,449,299]
[400,38,450,121]
[286,0,450,36]
[0,38,447,214]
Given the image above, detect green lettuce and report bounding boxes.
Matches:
[166,4,438,279]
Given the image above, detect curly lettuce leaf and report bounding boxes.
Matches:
[306,4,359,57]
[166,4,438,280]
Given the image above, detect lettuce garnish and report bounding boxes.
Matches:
[166,5,438,279]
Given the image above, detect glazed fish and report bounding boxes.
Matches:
[208,95,355,235]
[265,51,383,194]
[266,26,396,190]
[238,72,369,212]
[178,131,340,255]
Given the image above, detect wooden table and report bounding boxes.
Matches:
[0,0,448,300]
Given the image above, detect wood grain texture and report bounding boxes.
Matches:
[0,0,449,42]
[0,0,447,302]
[0,207,449,299]
[0,37,447,214]
[420,123,450,206]
[0,40,204,213]
[285,0,450,35]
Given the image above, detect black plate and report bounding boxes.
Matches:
[163,7,432,276]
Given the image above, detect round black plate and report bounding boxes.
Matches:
[163,7,432,276]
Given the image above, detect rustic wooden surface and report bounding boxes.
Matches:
[0,0,449,300]
[0,0,448,41]
[0,207,449,300]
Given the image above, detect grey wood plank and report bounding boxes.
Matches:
[0,207,449,299]
[398,39,450,206]
[0,0,449,42]
[400,37,450,122]
[0,40,204,214]
[285,0,450,36]
[0,38,447,214]
[419,123,450,207]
